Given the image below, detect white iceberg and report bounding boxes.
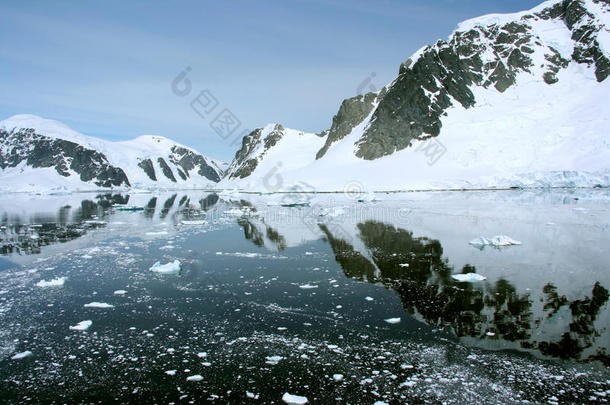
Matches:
[11,351,33,360]
[84,302,114,309]
[384,317,401,324]
[113,290,128,295]
[36,277,66,287]
[452,273,486,282]
[186,374,204,382]
[469,235,522,247]
[150,260,181,274]
[282,393,308,404]
[265,355,284,365]
[70,320,93,331]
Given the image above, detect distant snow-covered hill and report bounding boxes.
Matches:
[0,115,224,192]
[221,0,610,191]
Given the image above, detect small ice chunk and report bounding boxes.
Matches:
[186,374,204,382]
[298,284,318,289]
[384,317,401,324]
[11,351,33,360]
[150,260,181,274]
[197,352,207,358]
[146,231,169,236]
[165,370,177,376]
[333,374,344,382]
[36,277,66,287]
[452,273,486,282]
[70,320,93,331]
[365,296,374,301]
[399,263,409,267]
[265,355,283,365]
[282,393,308,404]
[84,302,114,309]
[113,290,128,295]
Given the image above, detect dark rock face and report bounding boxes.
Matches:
[138,159,157,181]
[341,0,609,160]
[228,124,285,179]
[168,146,221,183]
[316,92,377,159]
[157,158,177,182]
[354,19,539,160]
[0,128,130,187]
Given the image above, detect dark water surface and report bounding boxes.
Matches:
[0,190,609,404]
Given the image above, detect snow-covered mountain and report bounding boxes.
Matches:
[222,0,610,191]
[0,115,224,192]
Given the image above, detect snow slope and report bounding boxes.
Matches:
[222,0,610,192]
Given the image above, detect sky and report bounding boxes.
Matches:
[0,0,543,161]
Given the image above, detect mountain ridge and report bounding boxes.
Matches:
[0,114,224,192]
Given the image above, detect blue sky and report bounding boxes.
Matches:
[0,0,542,161]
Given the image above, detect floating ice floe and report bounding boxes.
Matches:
[298,284,318,290]
[399,263,409,268]
[181,220,207,225]
[384,317,401,324]
[186,374,204,382]
[332,374,344,382]
[150,260,181,274]
[145,231,169,236]
[83,302,114,308]
[11,351,33,360]
[165,370,177,376]
[365,296,374,301]
[452,273,487,282]
[469,235,522,247]
[282,393,308,404]
[115,205,144,211]
[36,277,66,287]
[113,290,128,295]
[70,320,92,331]
[265,355,283,365]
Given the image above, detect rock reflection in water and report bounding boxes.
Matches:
[321,220,609,364]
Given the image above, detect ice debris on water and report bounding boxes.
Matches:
[186,374,203,382]
[469,235,522,247]
[384,317,401,324]
[150,260,181,274]
[113,290,128,295]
